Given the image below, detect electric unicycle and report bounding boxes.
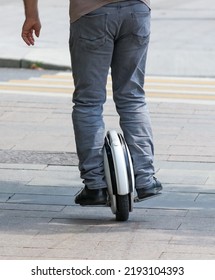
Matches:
[104,130,135,221]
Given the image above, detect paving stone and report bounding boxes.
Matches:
[162,243,215,256]
[0,137,22,149]
[0,122,39,136]
[62,205,114,220]
[160,252,215,260]
[0,234,58,249]
[0,150,78,165]
[0,209,65,219]
[0,111,49,122]
[0,247,46,258]
[0,202,64,212]
[13,135,72,152]
[0,169,32,183]
[0,215,51,234]
[186,209,215,218]
[143,198,189,211]
[168,145,215,156]
[126,248,164,260]
[157,160,215,171]
[7,193,75,206]
[135,191,198,210]
[0,181,80,196]
[0,163,47,170]
[27,170,81,187]
[169,230,215,246]
[156,169,208,185]
[130,208,188,217]
[179,216,215,231]
[206,175,215,185]
[40,248,105,260]
[195,193,215,203]
[160,183,215,194]
[0,193,13,203]
[168,155,215,163]
[0,181,38,193]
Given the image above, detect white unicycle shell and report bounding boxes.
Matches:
[104,130,135,221]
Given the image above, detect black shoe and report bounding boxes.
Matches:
[136,177,163,201]
[75,186,107,206]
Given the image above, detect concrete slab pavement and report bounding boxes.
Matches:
[0,0,215,261]
[0,70,215,259]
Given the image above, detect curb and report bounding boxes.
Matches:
[0,58,71,71]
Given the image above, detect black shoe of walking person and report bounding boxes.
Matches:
[75,186,108,206]
[136,177,163,201]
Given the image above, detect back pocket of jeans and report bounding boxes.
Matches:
[132,11,151,45]
[79,13,107,50]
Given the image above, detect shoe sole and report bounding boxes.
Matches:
[76,200,108,206]
[79,203,108,207]
[79,203,109,207]
[134,192,162,203]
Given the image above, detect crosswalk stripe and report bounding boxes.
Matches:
[8,79,73,86]
[1,73,215,103]
[145,85,215,92]
[0,84,72,94]
[146,77,215,86]
[40,74,72,80]
[7,79,215,93]
[148,92,215,100]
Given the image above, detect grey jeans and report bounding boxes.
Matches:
[69,0,155,190]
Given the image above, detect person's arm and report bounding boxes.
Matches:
[21,0,41,46]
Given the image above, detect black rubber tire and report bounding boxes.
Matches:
[115,194,130,222]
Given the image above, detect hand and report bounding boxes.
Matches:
[21,18,41,46]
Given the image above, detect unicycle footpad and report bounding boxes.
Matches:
[104,130,134,221]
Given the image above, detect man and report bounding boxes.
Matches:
[22,0,162,206]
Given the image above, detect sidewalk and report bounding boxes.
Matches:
[0,71,215,259]
[0,0,215,260]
